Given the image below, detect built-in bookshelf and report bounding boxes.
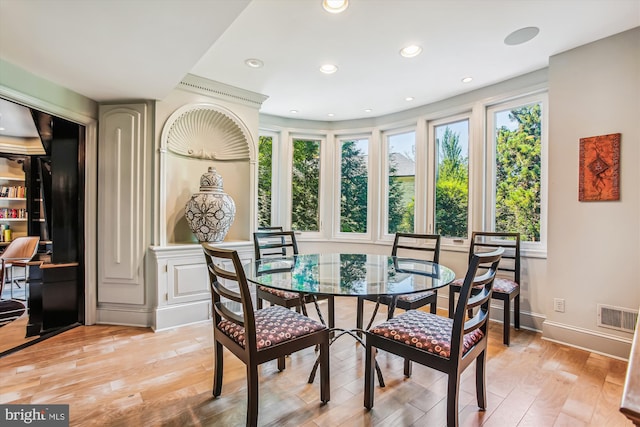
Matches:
[0,158,28,240]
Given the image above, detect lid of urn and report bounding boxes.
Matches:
[199,166,224,191]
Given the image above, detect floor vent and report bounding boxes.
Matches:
[597,304,638,333]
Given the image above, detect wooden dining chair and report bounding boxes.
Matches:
[202,244,330,427]
[448,231,520,345]
[253,229,335,329]
[364,248,503,427]
[356,233,441,336]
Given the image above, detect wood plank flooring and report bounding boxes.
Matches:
[0,298,633,426]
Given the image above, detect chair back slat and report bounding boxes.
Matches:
[452,248,503,358]
[469,232,520,283]
[392,233,440,263]
[254,230,299,261]
[202,244,257,352]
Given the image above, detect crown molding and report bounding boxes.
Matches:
[178,74,268,109]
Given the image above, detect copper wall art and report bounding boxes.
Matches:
[578,133,620,201]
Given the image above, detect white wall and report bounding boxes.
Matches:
[544,27,640,357]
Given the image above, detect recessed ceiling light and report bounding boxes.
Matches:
[320,64,338,74]
[322,0,348,14]
[400,45,422,58]
[290,109,298,114]
[364,109,372,113]
[244,58,264,68]
[327,113,335,117]
[461,76,473,83]
[405,97,414,102]
[504,26,540,46]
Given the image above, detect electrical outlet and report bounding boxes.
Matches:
[554,298,565,313]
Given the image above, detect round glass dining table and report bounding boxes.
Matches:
[244,253,456,386]
[244,252,455,298]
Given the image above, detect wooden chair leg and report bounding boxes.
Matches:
[247,364,259,427]
[404,358,412,377]
[475,351,487,409]
[448,287,456,319]
[503,297,511,346]
[356,297,364,338]
[257,297,263,309]
[213,341,224,397]
[277,356,286,371]
[514,294,520,329]
[363,341,376,409]
[429,294,438,314]
[446,372,461,427]
[320,336,330,403]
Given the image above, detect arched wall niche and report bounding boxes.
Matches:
[159,102,256,245]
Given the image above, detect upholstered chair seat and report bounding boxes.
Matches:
[218,305,326,350]
[370,309,484,359]
[257,285,304,301]
[451,277,518,295]
[396,290,436,304]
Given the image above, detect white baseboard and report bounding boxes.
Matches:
[438,295,632,359]
[542,320,632,360]
[96,305,154,328]
[153,300,211,332]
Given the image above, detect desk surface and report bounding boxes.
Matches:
[245,253,455,297]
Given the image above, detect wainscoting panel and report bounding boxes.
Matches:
[97,103,151,305]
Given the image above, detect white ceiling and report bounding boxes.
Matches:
[1,0,639,127]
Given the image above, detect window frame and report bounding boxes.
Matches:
[333,133,373,241]
[288,133,326,238]
[257,130,279,228]
[428,113,473,246]
[381,126,418,241]
[485,91,548,254]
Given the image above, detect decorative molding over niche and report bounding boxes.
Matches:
[162,103,250,161]
[179,74,268,109]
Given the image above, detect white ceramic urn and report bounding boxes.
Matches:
[185,167,236,242]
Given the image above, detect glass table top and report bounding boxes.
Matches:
[244,253,455,297]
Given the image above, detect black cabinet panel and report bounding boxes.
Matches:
[27,264,79,337]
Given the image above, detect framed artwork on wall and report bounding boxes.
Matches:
[578,133,620,201]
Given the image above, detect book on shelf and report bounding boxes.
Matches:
[0,186,25,198]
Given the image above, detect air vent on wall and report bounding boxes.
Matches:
[597,304,638,333]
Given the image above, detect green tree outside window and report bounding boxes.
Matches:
[292,139,320,231]
[340,139,368,233]
[435,125,469,238]
[257,136,272,227]
[495,104,542,241]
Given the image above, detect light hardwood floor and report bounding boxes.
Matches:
[0,298,633,427]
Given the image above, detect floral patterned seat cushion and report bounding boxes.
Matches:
[218,305,326,350]
[370,310,484,359]
[396,290,435,303]
[451,277,518,294]
[258,285,303,301]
